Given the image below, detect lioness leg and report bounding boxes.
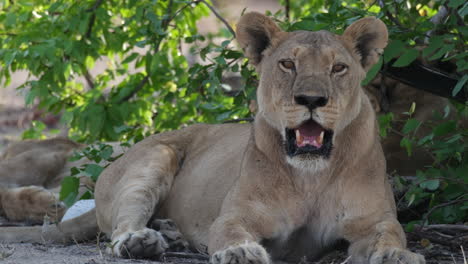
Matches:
[209,207,276,264]
[347,219,425,264]
[103,144,178,258]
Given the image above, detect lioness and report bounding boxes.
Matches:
[0,138,123,224]
[0,138,82,223]
[0,13,425,263]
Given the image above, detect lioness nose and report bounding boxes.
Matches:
[294,95,328,109]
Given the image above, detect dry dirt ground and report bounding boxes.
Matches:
[0,238,466,264]
[1,1,467,263]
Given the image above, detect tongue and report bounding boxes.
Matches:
[298,121,322,137]
[295,120,324,148]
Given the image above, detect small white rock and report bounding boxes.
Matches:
[61,199,95,222]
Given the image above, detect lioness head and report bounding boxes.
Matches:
[237,13,388,170]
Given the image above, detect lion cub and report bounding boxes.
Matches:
[91,12,426,264]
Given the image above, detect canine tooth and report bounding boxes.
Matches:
[295,130,304,145]
[318,131,324,145]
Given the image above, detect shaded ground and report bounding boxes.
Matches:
[1,230,466,264]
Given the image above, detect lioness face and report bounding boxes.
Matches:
[237,13,387,171]
[258,32,366,169]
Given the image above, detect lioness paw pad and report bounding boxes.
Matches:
[211,242,270,264]
[110,228,168,259]
[370,247,425,264]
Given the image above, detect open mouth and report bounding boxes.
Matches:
[285,119,333,158]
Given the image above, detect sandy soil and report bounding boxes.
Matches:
[0,238,465,264]
[0,242,210,264]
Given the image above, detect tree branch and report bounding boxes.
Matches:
[419,196,468,231]
[416,224,468,232]
[199,0,236,38]
[377,0,405,29]
[83,68,95,90]
[119,0,237,102]
[284,0,290,22]
[85,0,104,39]
[119,0,174,103]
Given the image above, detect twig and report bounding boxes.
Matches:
[284,0,290,22]
[408,230,460,250]
[198,0,236,37]
[85,0,104,39]
[120,0,236,102]
[420,197,468,230]
[83,68,95,90]
[223,117,254,124]
[377,0,405,29]
[461,246,467,264]
[120,75,150,102]
[169,0,200,22]
[417,224,468,232]
[396,177,468,208]
[0,33,17,36]
[119,0,174,103]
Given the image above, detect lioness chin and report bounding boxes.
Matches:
[0,12,425,264]
[94,13,424,263]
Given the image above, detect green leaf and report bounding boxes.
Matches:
[433,121,456,136]
[378,112,394,138]
[452,74,467,97]
[417,134,434,145]
[448,0,465,8]
[99,145,114,160]
[384,40,405,62]
[459,2,468,16]
[122,52,140,64]
[402,118,421,134]
[392,49,419,67]
[362,56,382,85]
[429,44,455,61]
[400,137,413,156]
[420,179,440,191]
[60,176,80,207]
[5,13,16,27]
[408,193,416,207]
[84,164,104,181]
[422,37,444,57]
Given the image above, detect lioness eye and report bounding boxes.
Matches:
[332,64,347,74]
[279,60,295,71]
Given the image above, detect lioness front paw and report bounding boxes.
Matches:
[370,247,425,264]
[110,228,169,259]
[211,242,270,264]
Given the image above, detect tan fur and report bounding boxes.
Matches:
[0,138,123,224]
[0,13,425,264]
[0,138,81,223]
[93,13,424,263]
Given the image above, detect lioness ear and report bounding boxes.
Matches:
[236,12,283,65]
[343,17,388,71]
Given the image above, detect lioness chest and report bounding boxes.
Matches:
[157,123,348,258]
